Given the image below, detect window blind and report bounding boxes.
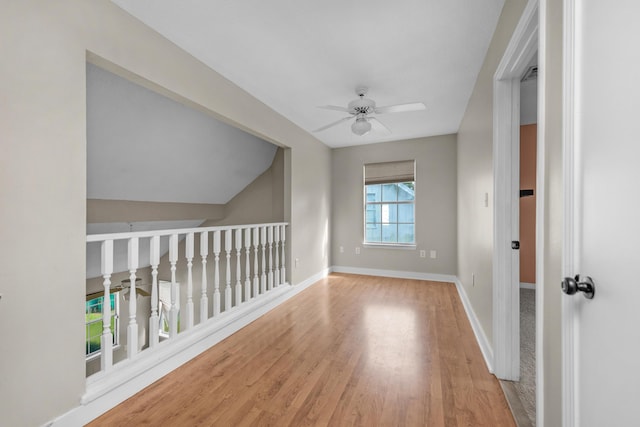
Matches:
[364,160,415,184]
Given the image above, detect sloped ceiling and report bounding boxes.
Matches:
[87,63,277,204]
[111,0,505,148]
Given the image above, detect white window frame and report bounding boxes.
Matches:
[85,292,120,361]
[363,161,417,248]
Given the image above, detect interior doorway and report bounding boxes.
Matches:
[513,53,538,427]
[491,1,540,426]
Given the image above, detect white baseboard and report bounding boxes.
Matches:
[330,265,456,284]
[296,267,332,289]
[46,270,329,427]
[520,282,536,290]
[454,278,494,373]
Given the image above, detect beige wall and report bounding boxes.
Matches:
[87,199,225,223]
[207,147,286,227]
[0,1,330,425]
[540,0,564,424]
[456,0,527,350]
[331,135,457,275]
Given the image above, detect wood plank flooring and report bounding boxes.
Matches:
[89,273,515,426]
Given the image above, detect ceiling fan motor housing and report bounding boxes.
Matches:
[348,97,375,115]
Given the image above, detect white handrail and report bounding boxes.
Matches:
[86,221,288,242]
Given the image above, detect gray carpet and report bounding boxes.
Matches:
[515,288,536,425]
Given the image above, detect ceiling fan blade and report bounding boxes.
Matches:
[313,116,353,133]
[374,102,426,115]
[318,105,351,113]
[369,117,391,134]
[136,288,151,297]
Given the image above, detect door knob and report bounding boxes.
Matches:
[561,275,595,299]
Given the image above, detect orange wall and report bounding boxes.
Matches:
[520,124,537,284]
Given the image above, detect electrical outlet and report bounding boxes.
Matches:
[295,258,300,268]
[355,247,360,255]
[340,246,344,253]
[430,250,437,259]
[472,273,475,287]
[419,250,426,258]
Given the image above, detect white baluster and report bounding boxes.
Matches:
[225,230,232,311]
[260,227,267,294]
[281,225,286,284]
[213,230,221,316]
[149,236,160,348]
[100,240,113,371]
[253,227,259,298]
[127,237,139,359]
[235,229,242,306]
[169,234,179,338]
[200,232,209,323]
[244,229,251,301]
[185,232,194,330]
[274,226,280,287]
[267,226,274,291]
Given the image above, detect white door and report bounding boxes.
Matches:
[566,0,640,425]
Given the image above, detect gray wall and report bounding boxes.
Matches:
[0,1,330,425]
[331,135,457,275]
[456,0,527,351]
[521,77,538,125]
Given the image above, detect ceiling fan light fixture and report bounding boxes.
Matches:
[351,116,371,136]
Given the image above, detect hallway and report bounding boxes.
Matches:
[90,274,515,426]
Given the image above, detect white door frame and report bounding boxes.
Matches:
[492,0,538,383]
[561,0,578,425]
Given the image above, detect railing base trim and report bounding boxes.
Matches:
[45,270,328,427]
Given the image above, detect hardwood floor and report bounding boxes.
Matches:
[89,274,515,426]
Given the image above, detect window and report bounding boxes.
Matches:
[158,280,179,337]
[364,160,416,245]
[85,292,119,358]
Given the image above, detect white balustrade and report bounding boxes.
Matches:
[149,236,160,348]
[252,227,259,298]
[213,230,221,316]
[235,229,242,306]
[244,229,251,301]
[86,222,287,378]
[127,237,139,359]
[224,231,232,310]
[260,227,267,294]
[169,234,179,338]
[199,232,209,324]
[100,240,114,371]
[281,225,286,284]
[274,226,280,288]
[185,233,195,330]
[267,226,274,291]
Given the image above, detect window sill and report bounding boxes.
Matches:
[362,243,416,250]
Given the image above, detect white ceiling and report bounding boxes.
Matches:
[87,63,277,204]
[111,0,505,148]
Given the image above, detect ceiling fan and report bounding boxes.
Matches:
[87,278,151,301]
[314,86,426,136]
[116,278,151,300]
